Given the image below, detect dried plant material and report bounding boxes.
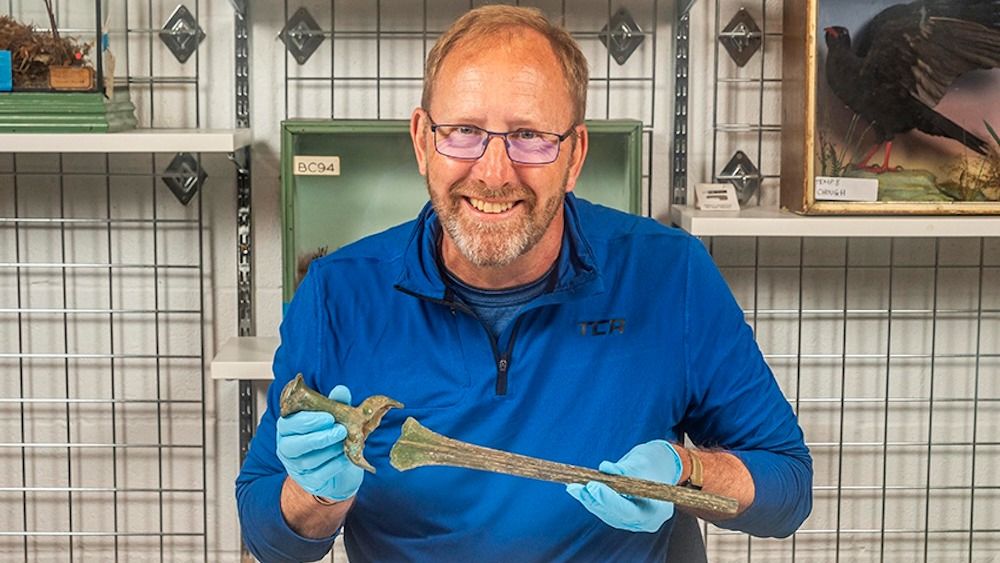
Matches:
[0,15,92,90]
[296,246,329,286]
[42,0,60,41]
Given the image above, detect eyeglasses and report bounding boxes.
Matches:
[427,114,575,165]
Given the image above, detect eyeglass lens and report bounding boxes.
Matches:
[434,126,561,164]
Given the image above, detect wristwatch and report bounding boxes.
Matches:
[678,448,704,490]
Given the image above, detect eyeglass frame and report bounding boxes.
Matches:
[425,112,578,165]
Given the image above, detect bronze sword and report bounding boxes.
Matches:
[390,417,739,515]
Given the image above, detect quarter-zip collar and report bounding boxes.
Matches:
[393,192,605,304]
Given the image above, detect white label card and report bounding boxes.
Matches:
[814,176,878,202]
[694,183,741,211]
[294,156,341,176]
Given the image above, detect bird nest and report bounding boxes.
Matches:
[0,15,92,90]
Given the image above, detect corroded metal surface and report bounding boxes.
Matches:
[279,374,403,473]
[390,417,739,515]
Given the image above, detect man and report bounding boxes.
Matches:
[237,6,812,562]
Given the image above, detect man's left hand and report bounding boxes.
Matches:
[566,440,683,532]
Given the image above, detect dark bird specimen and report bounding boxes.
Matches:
[824,0,1000,173]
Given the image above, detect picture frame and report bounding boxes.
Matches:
[781,0,1000,215]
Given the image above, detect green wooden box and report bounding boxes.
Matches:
[281,119,642,301]
[0,90,137,133]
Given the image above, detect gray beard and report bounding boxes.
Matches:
[430,182,565,268]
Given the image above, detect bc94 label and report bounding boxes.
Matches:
[294,156,341,176]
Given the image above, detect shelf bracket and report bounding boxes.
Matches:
[672,6,692,205]
[229,0,247,18]
[227,150,249,174]
[234,2,255,559]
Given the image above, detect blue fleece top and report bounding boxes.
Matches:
[236,194,813,563]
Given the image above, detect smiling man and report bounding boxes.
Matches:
[414,15,587,287]
[236,6,812,563]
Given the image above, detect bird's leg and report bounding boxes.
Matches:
[855,141,900,174]
[877,141,902,173]
[855,142,883,171]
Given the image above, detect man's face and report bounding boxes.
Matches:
[411,30,587,269]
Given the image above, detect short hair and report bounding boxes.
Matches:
[421,5,589,124]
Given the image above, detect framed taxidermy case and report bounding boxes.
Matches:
[781,0,1000,214]
[0,2,135,132]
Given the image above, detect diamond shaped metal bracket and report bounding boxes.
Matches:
[718,151,761,206]
[163,153,208,206]
[599,8,644,66]
[160,5,205,64]
[720,8,761,68]
[280,8,325,65]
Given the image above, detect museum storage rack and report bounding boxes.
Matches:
[208,1,998,562]
[668,1,1000,562]
[1,1,251,561]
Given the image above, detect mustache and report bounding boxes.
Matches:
[447,181,536,203]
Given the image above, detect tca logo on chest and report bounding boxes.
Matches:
[578,318,626,336]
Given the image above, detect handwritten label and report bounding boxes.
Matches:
[293,156,341,176]
[49,66,95,91]
[695,183,741,211]
[814,176,878,202]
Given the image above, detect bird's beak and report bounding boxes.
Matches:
[824,26,838,38]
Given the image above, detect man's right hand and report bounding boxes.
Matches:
[276,384,364,502]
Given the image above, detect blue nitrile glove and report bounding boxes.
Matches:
[276,384,364,501]
[566,439,683,532]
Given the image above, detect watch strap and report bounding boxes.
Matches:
[679,448,704,490]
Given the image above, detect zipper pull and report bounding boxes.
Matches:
[445,289,458,316]
[495,355,510,395]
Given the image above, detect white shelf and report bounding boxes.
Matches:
[669,205,1000,238]
[211,336,278,381]
[0,129,252,153]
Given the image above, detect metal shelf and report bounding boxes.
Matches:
[211,336,278,381]
[669,205,1000,237]
[0,129,252,153]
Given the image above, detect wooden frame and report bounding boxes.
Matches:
[781,0,1000,215]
